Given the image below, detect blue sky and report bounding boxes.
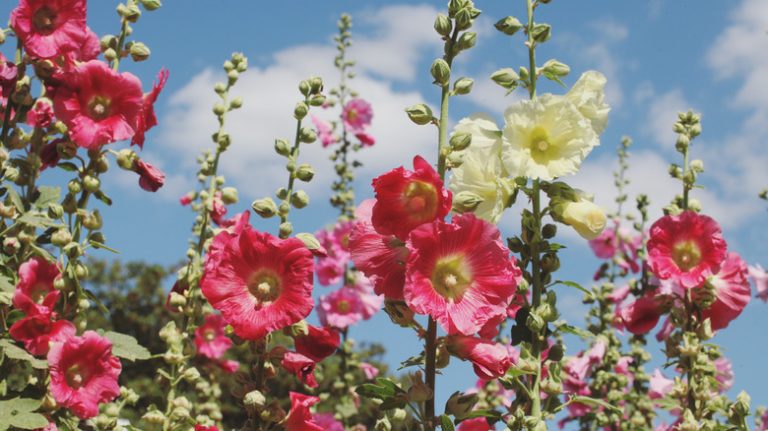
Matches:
[3,0,768,427]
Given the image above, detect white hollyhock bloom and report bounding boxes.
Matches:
[501,94,599,181]
[560,198,607,240]
[565,70,610,134]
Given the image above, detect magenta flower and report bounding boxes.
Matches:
[311,413,344,431]
[457,417,493,431]
[355,131,376,146]
[342,98,373,132]
[285,392,323,431]
[9,314,75,356]
[748,263,768,302]
[26,98,55,129]
[311,115,338,147]
[700,252,751,330]
[360,362,380,380]
[293,324,340,362]
[446,335,513,380]
[714,357,734,393]
[282,351,319,388]
[13,257,61,316]
[194,314,232,360]
[317,287,365,329]
[617,295,662,335]
[648,369,674,399]
[132,69,169,148]
[10,0,87,59]
[133,159,166,192]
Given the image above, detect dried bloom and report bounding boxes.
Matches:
[134,159,166,192]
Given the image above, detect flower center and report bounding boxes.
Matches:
[403,180,438,219]
[529,126,554,162]
[88,96,112,121]
[204,329,216,342]
[337,299,350,313]
[346,109,358,122]
[431,254,472,301]
[246,270,282,307]
[32,7,57,34]
[65,364,91,389]
[30,283,49,304]
[672,240,702,272]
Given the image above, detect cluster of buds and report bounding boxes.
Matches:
[107,0,162,66]
[666,110,703,214]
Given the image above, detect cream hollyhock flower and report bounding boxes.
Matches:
[565,71,610,134]
[501,94,599,181]
[560,197,607,240]
[449,114,515,224]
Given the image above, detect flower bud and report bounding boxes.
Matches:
[123,3,141,22]
[454,8,472,31]
[445,391,478,420]
[182,367,200,382]
[251,197,277,218]
[434,14,452,36]
[526,311,545,333]
[456,31,477,51]
[142,409,166,424]
[559,199,607,240]
[391,408,407,423]
[374,417,392,431]
[3,237,20,254]
[212,103,226,116]
[294,102,309,120]
[540,59,570,78]
[298,80,311,96]
[117,149,137,170]
[531,23,552,43]
[129,42,150,61]
[221,187,238,204]
[491,68,520,89]
[453,77,473,95]
[290,190,309,209]
[279,222,293,238]
[274,138,291,156]
[548,343,565,362]
[384,300,415,327]
[452,191,483,213]
[51,229,73,247]
[405,104,434,125]
[229,97,243,110]
[309,94,326,107]
[295,163,315,182]
[82,210,103,230]
[449,131,472,150]
[244,390,266,410]
[408,371,432,402]
[0,203,16,219]
[688,198,702,212]
[309,76,324,94]
[299,127,317,143]
[690,159,704,173]
[430,58,451,87]
[495,16,523,35]
[83,175,100,193]
[140,0,162,10]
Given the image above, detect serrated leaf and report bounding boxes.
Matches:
[440,415,455,431]
[0,274,14,305]
[570,395,622,413]
[17,212,57,228]
[0,340,48,369]
[33,186,60,208]
[555,322,594,340]
[104,331,150,361]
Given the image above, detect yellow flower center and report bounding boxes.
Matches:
[337,299,350,313]
[246,270,282,306]
[204,329,216,342]
[403,180,439,220]
[431,254,472,301]
[347,109,358,122]
[32,7,57,34]
[672,240,702,272]
[88,96,112,121]
[30,283,48,304]
[528,126,555,163]
[65,364,90,389]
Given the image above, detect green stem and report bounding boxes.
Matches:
[0,40,22,147]
[682,147,690,211]
[278,98,310,236]
[112,0,134,72]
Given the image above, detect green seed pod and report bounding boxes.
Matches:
[405,104,434,125]
[430,58,451,87]
[495,16,523,35]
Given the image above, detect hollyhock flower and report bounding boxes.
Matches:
[194,426,219,431]
[317,287,365,329]
[72,27,100,62]
[282,352,318,388]
[209,191,228,226]
[293,324,340,362]
[714,357,734,392]
[346,272,383,319]
[200,224,314,340]
[26,98,55,129]
[315,221,353,286]
[285,392,323,431]
[10,0,87,59]
[10,314,75,356]
[446,335,513,380]
[342,98,373,132]
[355,131,375,146]
[655,317,674,342]
[53,60,144,149]
[449,114,515,224]
[500,94,600,181]
[194,314,232,360]
[607,284,631,304]
[558,197,607,240]
[564,71,610,134]
[618,296,662,335]
[700,252,751,330]
[0,53,18,92]
[589,227,618,259]
[133,159,166,192]
[360,362,379,380]
[179,194,194,206]
[648,369,674,399]
[40,140,63,171]
[405,214,520,335]
[312,413,344,431]
[311,115,337,147]
[371,156,452,241]
[132,69,169,148]
[457,417,493,431]
[48,331,122,419]
[615,356,633,376]
[748,264,768,301]
[647,211,727,289]
[13,257,61,316]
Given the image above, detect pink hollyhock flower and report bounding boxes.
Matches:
[342,98,373,132]
[615,356,633,376]
[285,392,323,431]
[446,335,513,380]
[355,131,375,147]
[10,0,87,59]
[618,296,662,335]
[317,287,365,329]
[700,252,751,330]
[10,314,75,356]
[405,214,520,335]
[311,115,338,147]
[360,362,379,380]
[40,139,62,171]
[371,156,452,241]
[200,224,314,340]
[282,351,318,388]
[0,53,18,93]
[648,369,674,399]
[194,314,232,360]
[218,359,240,373]
[748,264,768,302]
[48,331,122,419]
[315,221,353,286]
[26,98,55,129]
[347,272,383,319]
[209,191,228,226]
[293,324,340,362]
[53,60,144,149]
[655,317,674,342]
[132,69,169,148]
[457,417,493,431]
[179,194,194,206]
[312,413,344,431]
[589,227,617,259]
[607,284,631,303]
[133,159,166,192]
[316,255,345,286]
[194,426,219,431]
[13,257,61,316]
[714,357,734,392]
[647,211,727,289]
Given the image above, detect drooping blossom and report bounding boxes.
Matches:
[293,324,340,362]
[607,284,631,304]
[647,211,727,289]
[285,392,323,431]
[405,214,520,335]
[132,69,169,148]
[26,98,55,129]
[457,417,493,431]
[40,139,63,171]
[360,362,380,380]
[48,331,122,419]
[200,223,314,340]
[10,0,88,59]
[13,257,61,316]
[10,314,75,356]
[281,352,318,388]
[194,314,232,360]
[53,60,144,149]
[355,131,375,146]
[371,155,452,241]
[217,359,240,374]
[700,252,751,331]
[317,287,365,329]
[133,159,166,192]
[648,369,674,400]
[446,335,513,380]
[714,357,734,393]
[748,264,768,302]
[342,98,373,132]
[617,295,663,335]
[311,115,338,147]
[614,356,633,376]
[311,413,344,431]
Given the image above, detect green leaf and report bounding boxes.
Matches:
[34,186,61,208]
[398,351,425,370]
[570,395,622,413]
[0,339,48,369]
[94,190,113,206]
[440,415,455,431]
[89,240,120,254]
[5,188,24,212]
[0,398,49,430]
[551,280,591,297]
[555,322,594,340]
[104,331,151,361]
[0,274,14,305]
[17,212,58,228]
[56,162,79,172]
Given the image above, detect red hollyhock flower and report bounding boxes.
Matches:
[446,335,513,380]
[132,69,169,148]
[371,156,452,241]
[26,98,55,129]
[700,252,751,331]
[285,392,323,431]
[200,224,314,340]
[13,257,61,316]
[194,314,232,360]
[133,159,166,192]
[48,331,122,419]
[457,417,493,431]
[53,60,143,149]
[10,0,87,59]
[293,324,340,362]
[9,313,74,356]
[194,425,219,431]
[404,214,520,336]
[647,211,727,289]
[281,351,318,388]
[618,296,662,335]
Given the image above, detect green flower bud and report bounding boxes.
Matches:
[214,82,227,94]
[541,378,562,395]
[495,16,523,35]
[83,175,100,193]
[540,59,570,78]
[309,76,324,94]
[123,3,141,22]
[252,197,277,218]
[221,187,238,204]
[453,77,474,95]
[290,190,309,209]
[294,102,309,120]
[129,42,150,61]
[82,210,103,230]
[212,103,226,116]
[531,23,552,43]
[390,408,407,423]
[690,159,704,173]
[182,367,200,382]
[295,232,322,252]
[449,131,472,150]
[454,8,472,31]
[68,179,82,194]
[447,0,465,17]
[434,14,452,37]
[274,138,291,156]
[140,0,162,10]
[526,311,545,333]
[227,69,239,82]
[491,68,520,89]
[384,300,415,327]
[48,204,64,219]
[142,409,166,424]
[279,221,293,238]
[51,229,73,247]
[299,127,317,143]
[100,35,117,51]
[298,80,311,96]
[430,58,451,87]
[117,149,137,170]
[309,94,326,107]
[295,164,315,182]
[244,390,266,410]
[0,203,16,219]
[0,31,5,45]
[452,191,483,213]
[447,151,463,168]
[456,31,477,51]
[445,391,478,420]
[229,97,243,110]
[542,223,557,239]
[548,343,565,362]
[374,417,392,431]
[405,103,434,125]
[688,198,702,212]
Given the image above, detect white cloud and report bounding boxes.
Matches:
[643,88,691,147]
